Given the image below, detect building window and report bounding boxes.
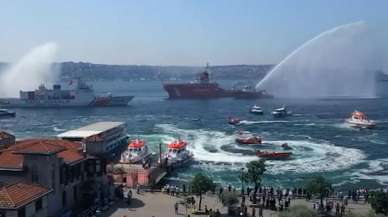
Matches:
[31,165,39,183]
[73,186,78,202]
[51,168,56,189]
[62,190,67,208]
[17,207,25,217]
[35,198,43,211]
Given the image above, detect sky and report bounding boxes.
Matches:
[0,0,387,66]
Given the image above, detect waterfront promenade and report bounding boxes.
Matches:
[102,191,373,217]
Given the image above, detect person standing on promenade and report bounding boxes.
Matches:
[174,202,179,214]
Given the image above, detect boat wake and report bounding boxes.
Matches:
[237,120,290,125]
[354,159,388,185]
[147,124,365,174]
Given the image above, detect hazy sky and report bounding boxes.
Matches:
[0,0,387,66]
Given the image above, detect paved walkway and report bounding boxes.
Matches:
[102,192,372,217]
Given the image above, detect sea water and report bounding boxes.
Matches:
[1,79,388,189]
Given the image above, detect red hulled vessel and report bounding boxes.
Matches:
[163,66,273,99]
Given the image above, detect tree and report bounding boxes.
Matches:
[305,176,332,210]
[242,159,266,204]
[370,191,388,216]
[278,205,318,217]
[190,173,216,210]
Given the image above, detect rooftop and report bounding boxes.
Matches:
[0,131,14,140]
[0,182,51,209]
[57,122,125,139]
[0,139,86,170]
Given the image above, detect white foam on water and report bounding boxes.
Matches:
[53,127,66,132]
[238,120,290,125]
[154,124,365,174]
[354,159,388,185]
[156,124,258,164]
[264,140,365,174]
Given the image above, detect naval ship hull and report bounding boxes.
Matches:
[163,83,273,99]
[0,96,134,108]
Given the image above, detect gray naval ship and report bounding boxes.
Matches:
[0,79,133,107]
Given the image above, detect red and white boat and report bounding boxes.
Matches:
[256,150,292,160]
[120,139,151,164]
[235,131,262,145]
[346,111,376,129]
[164,140,193,167]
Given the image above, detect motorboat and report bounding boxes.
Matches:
[228,117,241,125]
[249,105,263,115]
[235,131,262,145]
[346,110,376,129]
[120,139,151,164]
[272,106,292,118]
[0,109,16,118]
[256,150,292,160]
[281,143,293,150]
[164,140,193,167]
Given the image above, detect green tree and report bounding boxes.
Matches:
[242,159,266,204]
[278,205,318,217]
[190,173,216,210]
[305,176,332,209]
[370,191,388,216]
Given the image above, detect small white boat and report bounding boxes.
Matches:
[272,106,292,118]
[250,105,263,115]
[346,111,376,129]
[120,139,151,164]
[163,140,193,168]
[0,109,15,118]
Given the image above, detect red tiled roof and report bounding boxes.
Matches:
[57,149,84,165]
[0,151,23,170]
[0,139,86,170]
[0,182,51,209]
[0,131,14,140]
[14,140,66,155]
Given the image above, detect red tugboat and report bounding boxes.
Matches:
[163,65,273,99]
[256,150,292,160]
[235,131,262,145]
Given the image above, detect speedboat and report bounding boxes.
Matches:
[120,139,151,164]
[281,143,293,150]
[235,131,262,145]
[164,140,193,167]
[346,110,376,129]
[249,105,263,115]
[256,150,292,160]
[228,117,241,125]
[0,109,16,118]
[272,106,292,118]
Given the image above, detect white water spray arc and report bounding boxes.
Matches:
[0,42,58,97]
[256,22,378,98]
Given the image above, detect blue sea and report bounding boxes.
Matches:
[1,80,388,189]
